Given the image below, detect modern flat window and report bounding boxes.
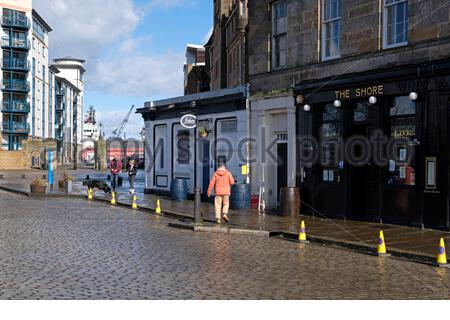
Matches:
[177,130,191,165]
[322,0,341,60]
[383,0,408,48]
[272,0,287,69]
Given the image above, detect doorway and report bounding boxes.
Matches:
[350,102,379,221]
[201,139,210,200]
[277,143,288,202]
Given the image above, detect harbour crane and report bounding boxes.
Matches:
[112,105,135,138]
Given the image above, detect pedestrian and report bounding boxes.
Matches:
[207,161,235,224]
[110,158,122,192]
[128,158,137,194]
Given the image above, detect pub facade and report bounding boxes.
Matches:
[296,60,450,230]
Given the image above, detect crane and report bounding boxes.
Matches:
[112,105,135,138]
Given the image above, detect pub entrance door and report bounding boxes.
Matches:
[349,102,380,222]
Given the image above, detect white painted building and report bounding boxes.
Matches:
[250,93,297,210]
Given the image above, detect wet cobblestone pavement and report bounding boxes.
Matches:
[1,190,450,299]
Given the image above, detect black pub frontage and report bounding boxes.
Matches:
[295,59,450,230]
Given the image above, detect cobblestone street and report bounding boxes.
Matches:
[0,190,450,299]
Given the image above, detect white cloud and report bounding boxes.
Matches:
[202,27,213,45]
[34,0,142,59]
[90,51,185,98]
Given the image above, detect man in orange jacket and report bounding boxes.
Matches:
[207,162,235,224]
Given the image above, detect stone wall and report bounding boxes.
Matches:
[0,138,57,170]
[248,0,450,93]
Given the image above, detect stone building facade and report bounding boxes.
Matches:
[248,0,450,228]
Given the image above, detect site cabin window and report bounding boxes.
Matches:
[388,96,416,186]
[272,0,287,69]
[322,0,341,60]
[321,104,341,183]
[383,0,408,49]
[177,130,191,165]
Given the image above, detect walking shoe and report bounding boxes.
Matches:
[223,214,229,223]
[215,219,221,224]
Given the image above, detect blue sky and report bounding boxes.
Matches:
[34,0,213,138]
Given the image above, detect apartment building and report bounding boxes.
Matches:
[51,57,85,165]
[248,0,450,228]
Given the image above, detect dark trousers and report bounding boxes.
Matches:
[129,175,135,190]
[111,174,119,191]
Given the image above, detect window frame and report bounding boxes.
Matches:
[321,0,342,61]
[383,0,408,49]
[271,0,288,70]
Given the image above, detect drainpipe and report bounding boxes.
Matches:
[246,83,251,185]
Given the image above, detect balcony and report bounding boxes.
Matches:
[56,87,66,96]
[2,121,30,134]
[2,100,30,113]
[1,14,30,29]
[2,79,30,92]
[1,37,30,51]
[56,102,66,111]
[2,58,30,72]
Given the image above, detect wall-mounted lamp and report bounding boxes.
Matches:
[369,96,377,105]
[190,100,197,108]
[303,104,311,112]
[333,100,342,108]
[409,92,418,101]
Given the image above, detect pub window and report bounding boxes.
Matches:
[383,0,408,48]
[354,101,374,123]
[322,0,341,60]
[321,104,341,182]
[272,0,287,69]
[177,131,191,165]
[388,96,416,186]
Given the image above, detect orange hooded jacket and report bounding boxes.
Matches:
[207,168,235,197]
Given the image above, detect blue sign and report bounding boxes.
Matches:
[48,150,54,185]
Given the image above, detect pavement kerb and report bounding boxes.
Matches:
[0,186,442,267]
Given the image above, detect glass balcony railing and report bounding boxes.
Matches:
[56,102,66,111]
[2,79,30,92]
[2,100,30,113]
[2,121,30,134]
[1,37,30,50]
[2,58,30,71]
[1,14,30,29]
[56,87,66,96]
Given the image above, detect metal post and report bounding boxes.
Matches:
[194,188,202,225]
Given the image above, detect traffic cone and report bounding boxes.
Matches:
[378,231,388,256]
[88,188,93,200]
[111,192,116,205]
[299,221,307,242]
[132,195,138,209]
[437,238,448,267]
[155,199,162,214]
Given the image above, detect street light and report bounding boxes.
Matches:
[333,100,342,108]
[369,96,377,105]
[303,104,311,112]
[409,92,418,101]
